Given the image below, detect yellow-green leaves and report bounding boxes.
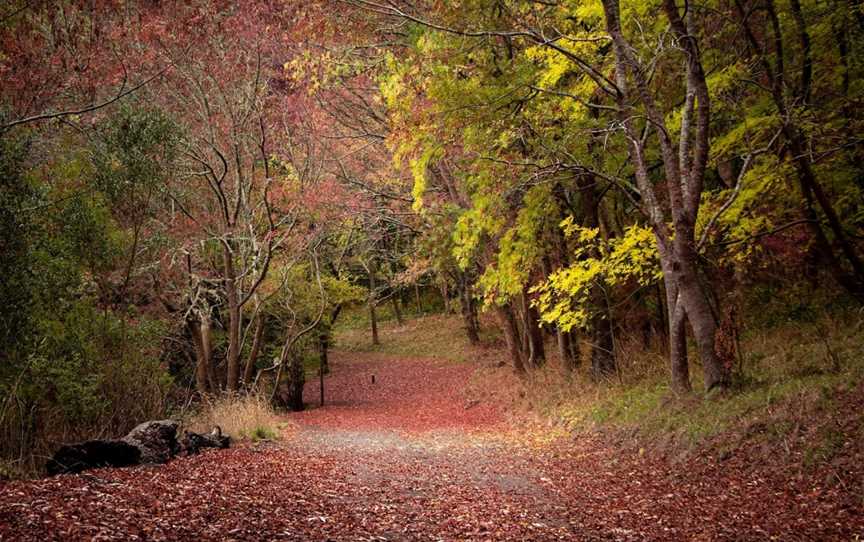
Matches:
[410,145,443,212]
[534,221,660,331]
[473,185,558,305]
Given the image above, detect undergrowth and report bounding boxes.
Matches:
[514,307,864,466]
[184,394,286,442]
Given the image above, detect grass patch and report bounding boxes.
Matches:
[522,309,864,458]
[334,311,498,364]
[185,393,283,442]
[248,425,278,442]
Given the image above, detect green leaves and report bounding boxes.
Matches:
[534,222,660,332]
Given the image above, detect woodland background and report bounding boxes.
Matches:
[1,0,863,478]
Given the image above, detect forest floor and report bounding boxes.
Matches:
[1,349,863,541]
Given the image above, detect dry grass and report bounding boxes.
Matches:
[185,394,287,442]
[500,308,864,462]
[335,312,500,364]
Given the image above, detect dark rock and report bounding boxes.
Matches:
[46,440,141,476]
[122,420,180,464]
[181,426,231,455]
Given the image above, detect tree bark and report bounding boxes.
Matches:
[391,293,404,326]
[187,318,210,394]
[458,274,481,345]
[242,311,265,388]
[284,352,305,412]
[519,287,545,367]
[498,304,525,373]
[369,266,380,345]
[318,332,329,375]
[602,0,725,391]
[556,327,577,370]
[223,242,242,392]
[414,283,423,314]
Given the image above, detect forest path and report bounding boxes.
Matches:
[1,350,860,541]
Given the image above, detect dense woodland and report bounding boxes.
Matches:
[1,0,863,482]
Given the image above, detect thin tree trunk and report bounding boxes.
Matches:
[557,327,573,370]
[440,278,451,314]
[459,275,481,345]
[370,303,379,346]
[200,314,218,392]
[318,332,329,375]
[369,267,380,345]
[590,308,615,380]
[498,304,525,373]
[242,311,265,387]
[188,318,210,394]
[223,242,242,392]
[391,293,403,326]
[520,287,545,367]
[285,352,305,412]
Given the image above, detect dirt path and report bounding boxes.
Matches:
[1,351,861,541]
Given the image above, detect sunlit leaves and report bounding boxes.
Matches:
[534,222,660,331]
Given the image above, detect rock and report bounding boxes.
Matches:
[46,440,141,476]
[122,420,180,464]
[181,426,231,455]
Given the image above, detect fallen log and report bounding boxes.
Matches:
[47,420,181,475]
[181,426,231,455]
[46,440,142,476]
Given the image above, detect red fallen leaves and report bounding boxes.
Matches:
[1,351,862,541]
[298,351,503,433]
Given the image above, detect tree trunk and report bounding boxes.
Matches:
[223,242,241,392]
[369,268,380,345]
[242,311,265,388]
[556,327,577,370]
[284,352,305,412]
[440,278,452,314]
[673,235,726,391]
[458,275,481,345]
[661,245,692,393]
[590,309,615,380]
[498,304,526,373]
[319,304,341,375]
[318,331,329,375]
[201,314,218,392]
[669,301,691,393]
[369,303,379,345]
[187,318,210,394]
[519,288,545,367]
[414,283,423,314]
[391,293,404,326]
